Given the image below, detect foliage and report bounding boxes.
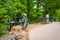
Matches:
[0,0,26,36]
[55,9,60,21]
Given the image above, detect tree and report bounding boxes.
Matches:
[0,0,27,36]
[45,0,60,21]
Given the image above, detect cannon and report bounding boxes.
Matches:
[41,16,54,24]
[8,13,28,31]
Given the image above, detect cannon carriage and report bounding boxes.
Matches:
[8,13,28,31]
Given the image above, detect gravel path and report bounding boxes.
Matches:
[29,22,60,40]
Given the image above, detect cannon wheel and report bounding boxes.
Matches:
[21,21,28,30]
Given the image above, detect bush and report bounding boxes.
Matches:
[55,9,60,21]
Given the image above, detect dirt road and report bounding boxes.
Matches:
[29,22,60,40]
[11,23,43,40]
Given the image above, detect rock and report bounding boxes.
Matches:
[0,34,16,40]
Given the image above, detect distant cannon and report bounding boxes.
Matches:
[8,13,28,31]
[41,17,54,24]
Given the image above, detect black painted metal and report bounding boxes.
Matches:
[8,13,28,31]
